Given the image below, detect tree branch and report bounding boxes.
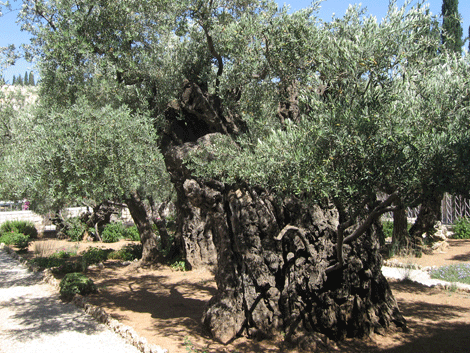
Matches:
[326,192,399,274]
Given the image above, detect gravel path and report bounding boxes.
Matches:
[0,249,141,353]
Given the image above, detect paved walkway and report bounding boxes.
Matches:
[0,249,141,353]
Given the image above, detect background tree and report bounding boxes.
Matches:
[408,0,465,241]
[23,70,28,85]
[441,0,463,53]
[28,71,34,86]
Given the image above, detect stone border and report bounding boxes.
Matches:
[0,243,168,353]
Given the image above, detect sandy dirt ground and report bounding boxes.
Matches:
[25,238,470,353]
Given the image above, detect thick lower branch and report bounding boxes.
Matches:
[326,192,399,273]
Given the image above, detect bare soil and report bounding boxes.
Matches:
[25,238,470,353]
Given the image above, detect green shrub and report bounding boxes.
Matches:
[0,232,14,245]
[81,247,110,272]
[65,217,87,241]
[52,261,82,275]
[13,233,30,251]
[0,220,38,239]
[59,272,97,299]
[108,244,143,261]
[452,217,470,239]
[170,260,187,271]
[51,249,73,259]
[101,222,125,243]
[0,232,30,250]
[28,256,67,269]
[124,225,140,241]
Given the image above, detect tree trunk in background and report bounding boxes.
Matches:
[126,190,159,263]
[392,198,409,247]
[409,187,443,240]
[158,81,406,347]
[80,201,121,241]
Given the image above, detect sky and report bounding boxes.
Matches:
[0,0,468,84]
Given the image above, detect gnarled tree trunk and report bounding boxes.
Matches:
[126,190,159,263]
[158,81,406,347]
[392,198,409,247]
[409,187,443,240]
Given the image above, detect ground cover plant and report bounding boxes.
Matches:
[27,241,142,274]
[430,263,470,285]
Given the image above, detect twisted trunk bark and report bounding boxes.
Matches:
[158,81,406,348]
[126,191,159,263]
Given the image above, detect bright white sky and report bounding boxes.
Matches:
[0,0,468,84]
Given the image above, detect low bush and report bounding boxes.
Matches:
[81,247,110,272]
[52,261,82,275]
[0,232,30,250]
[108,244,143,261]
[28,256,68,269]
[101,222,126,243]
[0,220,38,239]
[452,217,470,239]
[51,249,74,259]
[124,225,140,241]
[59,272,97,299]
[64,217,87,241]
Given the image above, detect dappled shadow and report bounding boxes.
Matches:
[1,295,102,342]
[0,252,43,288]
[450,252,470,262]
[0,250,108,344]
[87,268,218,342]
[380,323,470,353]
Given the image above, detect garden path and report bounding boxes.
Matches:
[0,248,141,353]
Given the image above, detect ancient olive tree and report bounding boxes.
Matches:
[9,0,470,348]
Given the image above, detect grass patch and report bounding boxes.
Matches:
[33,240,59,257]
[430,263,470,285]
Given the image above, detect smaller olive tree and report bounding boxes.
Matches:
[4,96,173,263]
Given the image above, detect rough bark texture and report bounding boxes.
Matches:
[409,188,443,240]
[126,191,159,263]
[80,201,122,241]
[158,81,406,347]
[392,199,409,246]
